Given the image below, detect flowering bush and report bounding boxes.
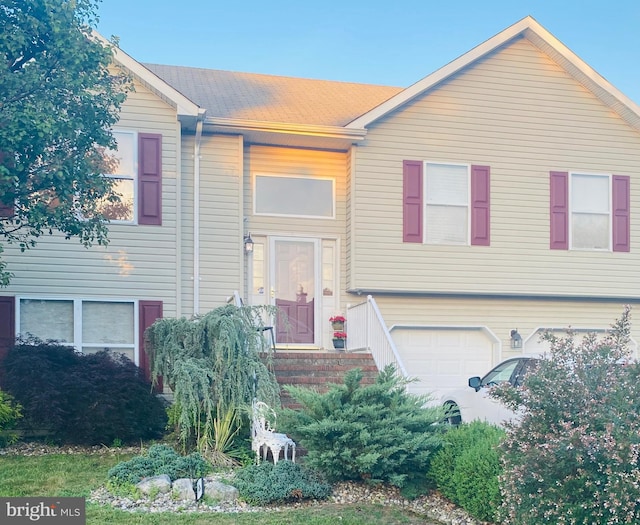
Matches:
[333,331,347,340]
[492,307,640,524]
[330,315,346,323]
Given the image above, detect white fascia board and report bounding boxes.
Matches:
[347,16,640,130]
[93,31,201,118]
[206,117,367,141]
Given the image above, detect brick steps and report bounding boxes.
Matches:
[266,351,379,410]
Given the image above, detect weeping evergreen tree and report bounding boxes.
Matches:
[145,304,280,463]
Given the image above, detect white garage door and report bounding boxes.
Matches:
[390,327,495,401]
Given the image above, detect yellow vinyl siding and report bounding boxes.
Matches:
[197,134,244,312]
[2,80,180,317]
[351,38,640,298]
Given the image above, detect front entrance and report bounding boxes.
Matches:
[271,238,317,344]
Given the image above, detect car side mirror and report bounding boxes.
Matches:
[468,376,482,391]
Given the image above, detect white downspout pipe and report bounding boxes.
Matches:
[193,112,205,315]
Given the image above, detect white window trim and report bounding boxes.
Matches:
[423,161,471,246]
[16,297,140,366]
[105,129,138,225]
[253,172,336,219]
[569,171,612,252]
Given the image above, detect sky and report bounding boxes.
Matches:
[96,0,640,104]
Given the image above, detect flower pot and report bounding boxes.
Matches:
[331,321,345,330]
[332,338,346,350]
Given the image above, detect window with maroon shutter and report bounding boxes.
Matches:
[138,133,162,225]
[471,165,490,246]
[551,171,630,251]
[139,300,163,388]
[403,160,423,243]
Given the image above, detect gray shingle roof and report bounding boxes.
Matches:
[144,64,402,127]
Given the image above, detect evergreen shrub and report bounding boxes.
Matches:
[233,460,331,505]
[108,444,211,486]
[493,307,640,524]
[428,421,504,522]
[1,339,167,445]
[280,365,445,497]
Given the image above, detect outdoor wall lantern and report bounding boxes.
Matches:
[244,233,254,254]
[510,329,523,349]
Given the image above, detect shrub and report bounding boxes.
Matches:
[429,421,504,522]
[280,365,445,497]
[108,444,211,486]
[1,339,167,445]
[233,460,331,505]
[492,307,640,524]
[0,389,22,447]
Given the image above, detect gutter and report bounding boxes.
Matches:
[193,110,206,315]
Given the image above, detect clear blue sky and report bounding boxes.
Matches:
[96,0,640,104]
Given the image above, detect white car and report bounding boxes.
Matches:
[442,357,539,426]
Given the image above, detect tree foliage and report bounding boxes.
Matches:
[145,304,281,458]
[0,0,130,285]
[493,307,640,524]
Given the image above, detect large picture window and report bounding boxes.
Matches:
[18,298,136,362]
[254,174,334,218]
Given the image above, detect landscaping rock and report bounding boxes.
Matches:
[204,480,239,502]
[136,474,171,495]
[171,478,195,501]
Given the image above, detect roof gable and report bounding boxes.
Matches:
[346,16,640,132]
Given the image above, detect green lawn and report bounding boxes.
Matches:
[0,454,441,525]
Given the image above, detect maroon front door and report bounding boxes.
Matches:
[273,240,315,344]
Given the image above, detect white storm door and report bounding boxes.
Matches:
[271,238,318,345]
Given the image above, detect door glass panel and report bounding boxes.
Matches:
[274,240,315,344]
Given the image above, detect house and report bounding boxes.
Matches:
[1,16,640,401]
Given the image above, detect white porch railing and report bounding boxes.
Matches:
[347,295,408,377]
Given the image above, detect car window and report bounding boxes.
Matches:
[513,359,538,387]
[481,359,521,387]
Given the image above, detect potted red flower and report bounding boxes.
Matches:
[332,331,347,350]
[330,315,346,330]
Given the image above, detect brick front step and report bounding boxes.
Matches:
[265,351,379,409]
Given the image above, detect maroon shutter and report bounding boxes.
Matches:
[471,165,490,246]
[139,300,163,388]
[550,171,569,250]
[403,160,423,243]
[0,296,15,379]
[612,175,630,252]
[138,133,162,225]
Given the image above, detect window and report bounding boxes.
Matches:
[571,174,610,250]
[402,160,490,246]
[550,171,629,252]
[425,163,469,244]
[18,298,136,362]
[254,174,334,218]
[98,130,136,222]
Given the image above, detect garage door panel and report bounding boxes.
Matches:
[391,328,493,400]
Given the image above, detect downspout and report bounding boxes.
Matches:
[193,111,205,315]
